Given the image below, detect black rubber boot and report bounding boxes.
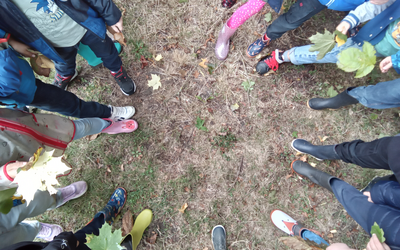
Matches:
[291,139,340,161]
[212,225,227,250]
[308,88,359,110]
[291,160,336,193]
[361,174,398,192]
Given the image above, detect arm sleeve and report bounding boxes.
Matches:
[82,0,122,26]
[391,51,400,74]
[0,49,22,98]
[43,232,78,250]
[370,181,400,209]
[341,0,396,29]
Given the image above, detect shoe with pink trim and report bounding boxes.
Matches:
[101,118,138,135]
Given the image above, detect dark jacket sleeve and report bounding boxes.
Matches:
[370,180,400,209]
[82,0,121,26]
[43,232,78,250]
[0,48,22,98]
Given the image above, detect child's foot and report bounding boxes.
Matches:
[36,223,63,241]
[109,106,136,122]
[94,187,127,224]
[52,69,78,90]
[101,119,138,135]
[211,225,227,250]
[221,0,237,8]
[111,66,136,96]
[56,181,88,208]
[255,50,283,75]
[246,34,271,58]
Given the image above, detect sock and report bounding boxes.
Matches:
[227,0,266,29]
[282,50,291,62]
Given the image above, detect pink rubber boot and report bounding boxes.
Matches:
[101,118,138,135]
[215,22,237,61]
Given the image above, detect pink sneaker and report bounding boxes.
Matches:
[36,223,63,241]
[101,118,138,135]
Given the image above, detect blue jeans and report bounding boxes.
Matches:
[73,118,110,140]
[30,79,111,118]
[288,38,379,65]
[331,179,400,250]
[347,78,400,109]
[54,32,122,77]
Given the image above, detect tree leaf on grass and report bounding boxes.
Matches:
[86,223,124,250]
[195,117,208,132]
[264,13,272,23]
[308,29,336,60]
[121,211,134,236]
[327,86,338,98]
[370,222,386,243]
[0,188,17,214]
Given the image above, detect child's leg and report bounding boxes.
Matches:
[74,215,104,250]
[30,79,112,118]
[53,46,79,77]
[227,0,266,29]
[265,0,326,40]
[72,118,111,140]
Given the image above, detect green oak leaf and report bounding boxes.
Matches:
[308,29,336,60]
[370,222,386,243]
[0,188,17,214]
[85,223,124,250]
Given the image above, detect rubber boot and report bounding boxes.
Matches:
[308,88,359,110]
[120,209,153,250]
[291,160,336,193]
[78,42,122,68]
[291,139,340,161]
[215,22,237,61]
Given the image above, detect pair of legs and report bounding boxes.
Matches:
[215,0,326,60]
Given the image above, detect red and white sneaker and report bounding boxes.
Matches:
[255,50,284,75]
[101,118,138,135]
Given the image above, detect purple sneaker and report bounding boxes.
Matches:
[36,223,63,241]
[56,181,88,208]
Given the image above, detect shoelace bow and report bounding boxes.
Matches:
[264,51,279,71]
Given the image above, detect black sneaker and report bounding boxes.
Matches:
[111,66,136,96]
[255,50,283,75]
[212,225,227,250]
[52,69,78,90]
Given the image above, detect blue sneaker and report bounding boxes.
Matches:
[246,34,271,58]
[94,187,127,224]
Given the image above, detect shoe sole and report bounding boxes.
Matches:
[211,225,226,250]
[290,140,323,161]
[56,182,88,208]
[63,69,79,91]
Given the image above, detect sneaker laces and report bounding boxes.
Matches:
[59,185,76,202]
[38,223,52,237]
[263,51,279,71]
[111,66,126,80]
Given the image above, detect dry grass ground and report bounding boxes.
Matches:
[35,0,400,249]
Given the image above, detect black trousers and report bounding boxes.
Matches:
[266,0,326,40]
[335,136,400,182]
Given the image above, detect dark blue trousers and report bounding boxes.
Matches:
[74,216,104,250]
[331,179,400,250]
[266,0,326,40]
[54,31,122,77]
[30,79,111,118]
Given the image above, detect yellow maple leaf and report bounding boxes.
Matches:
[147,74,161,90]
[179,203,188,213]
[198,58,208,69]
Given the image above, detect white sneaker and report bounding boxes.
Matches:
[109,106,136,122]
[36,222,63,241]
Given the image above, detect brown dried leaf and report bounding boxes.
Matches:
[184,187,190,192]
[179,69,187,78]
[207,108,214,114]
[87,133,100,141]
[198,58,208,69]
[114,32,126,46]
[194,70,199,78]
[179,203,188,213]
[140,55,148,69]
[299,155,308,162]
[30,57,51,77]
[318,136,329,142]
[36,55,55,69]
[121,211,133,236]
[146,231,157,244]
[106,166,111,172]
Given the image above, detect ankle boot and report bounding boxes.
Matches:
[291,160,336,193]
[308,88,359,110]
[291,139,340,161]
[215,22,237,60]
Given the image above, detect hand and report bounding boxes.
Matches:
[367,234,391,250]
[379,56,392,73]
[8,36,38,58]
[327,243,356,250]
[363,191,374,203]
[336,22,351,35]
[5,161,27,179]
[110,17,123,33]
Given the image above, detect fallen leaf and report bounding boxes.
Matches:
[318,136,329,142]
[199,58,208,69]
[179,69,187,78]
[147,74,162,90]
[310,162,317,167]
[184,187,190,192]
[114,32,126,46]
[121,7,126,16]
[140,55,148,69]
[146,231,157,244]
[30,57,51,77]
[36,55,55,69]
[87,133,100,141]
[330,230,337,233]
[154,54,163,61]
[193,70,199,78]
[230,103,239,111]
[106,167,111,173]
[121,211,134,236]
[299,155,308,162]
[207,108,214,114]
[179,203,188,213]
[120,164,124,172]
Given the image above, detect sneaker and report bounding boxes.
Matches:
[56,181,88,208]
[246,34,271,58]
[109,106,136,122]
[94,187,127,224]
[52,69,78,90]
[101,118,138,135]
[255,49,283,75]
[36,222,63,241]
[221,0,237,8]
[111,66,136,96]
[211,225,227,250]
